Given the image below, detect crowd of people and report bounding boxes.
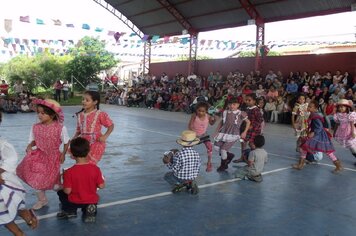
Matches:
[104,69,355,122]
[0,68,355,234]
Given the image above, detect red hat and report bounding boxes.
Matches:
[33,99,64,122]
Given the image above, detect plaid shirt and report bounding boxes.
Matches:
[167,146,201,180]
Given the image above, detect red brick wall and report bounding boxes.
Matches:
[149,52,356,77]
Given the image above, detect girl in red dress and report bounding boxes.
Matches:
[73,91,114,164]
[16,99,70,210]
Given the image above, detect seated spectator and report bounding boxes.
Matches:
[264,97,276,122]
[271,96,285,123]
[255,84,266,98]
[266,86,279,99]
[3,99,18,113]
[20,100,32,113]
[286,79,298,95]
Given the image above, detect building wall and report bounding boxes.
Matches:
[150,52,356,77]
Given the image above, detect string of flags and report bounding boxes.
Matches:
[1,16,355,59]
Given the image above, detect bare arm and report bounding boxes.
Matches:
[26,140,36,153]
[188,114,196,130]
[98,183,105,189]
[99,124,114,142]
[241,119,251,139]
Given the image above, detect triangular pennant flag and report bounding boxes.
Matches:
[95,27,103,32]
[36,18,44,25]
[4,19,12,33]
[142,34,150,42]
[114,32,121,42]
[82,24,90,30]
[151,35,160,43]
[20,16,30,23]
[52,19,61,26]
[163,36,170,43]
[66,24,74,28]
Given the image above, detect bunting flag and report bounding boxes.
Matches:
[52,19,61,26]
[151,35,160,43]
[107,31,115,36]
[82,24,90,30]
[36,18,45,25]
[114,32,121,42]
[4,19,12,33]
[19,16,30,23]
[95,27,103,32]
[66,24,74,28]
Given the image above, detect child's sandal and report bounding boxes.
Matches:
[19,209,38,229]
[25,209,38,229]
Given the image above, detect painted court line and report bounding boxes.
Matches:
[15,166,291,224]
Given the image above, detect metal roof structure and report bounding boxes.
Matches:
[100,0,355,37]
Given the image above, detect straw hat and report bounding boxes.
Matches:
[337,99,353,108]
[176,130,200,146]
[33,98,64,122]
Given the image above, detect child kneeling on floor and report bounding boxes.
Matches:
[163,130,201,194]
[233,135,267,182]
[57,137,105,222]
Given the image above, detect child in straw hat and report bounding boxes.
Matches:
[163,130,201,194]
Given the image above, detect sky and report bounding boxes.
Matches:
[0,0,355,61]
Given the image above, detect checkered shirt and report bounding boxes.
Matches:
[167,146,201,180]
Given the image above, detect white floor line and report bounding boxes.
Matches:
[15,166,291,225]
[265,151,356,172]
[126,126,179,137]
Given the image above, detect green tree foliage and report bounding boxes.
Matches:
[65,36,118,90]
[1,53,71,92]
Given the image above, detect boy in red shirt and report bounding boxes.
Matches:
[57,137,105,222]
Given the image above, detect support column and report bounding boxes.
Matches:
[188,34,198,75]
[143,40,151,76]
[255,22,265,72]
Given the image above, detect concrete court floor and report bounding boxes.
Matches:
[1,104,356,236]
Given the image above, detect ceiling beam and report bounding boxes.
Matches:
[155,0,197,35]
[127,0,192,18]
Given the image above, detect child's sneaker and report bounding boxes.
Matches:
[189,181,199,195]
[83,204,97,223]
[172,183,186,193]
[56,211,77,219]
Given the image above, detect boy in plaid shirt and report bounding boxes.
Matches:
[163,130,201,194]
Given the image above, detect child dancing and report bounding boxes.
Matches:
[214,97,250,171]
[73,91,114,164]
[188,102,216,172]
[0,112,38,235]
[234,94,263,163]
[16,99,70,210]
[163,130,201,194]
[291,94,309,152]
[333,99,356,161]
[292,100,343,173]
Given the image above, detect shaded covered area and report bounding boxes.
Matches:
[95,0,355,73]
[102,0,354,36]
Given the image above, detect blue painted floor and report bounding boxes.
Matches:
[1,105,356,236]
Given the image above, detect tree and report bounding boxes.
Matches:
[0,53,71,93]
[65,36,118,90]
